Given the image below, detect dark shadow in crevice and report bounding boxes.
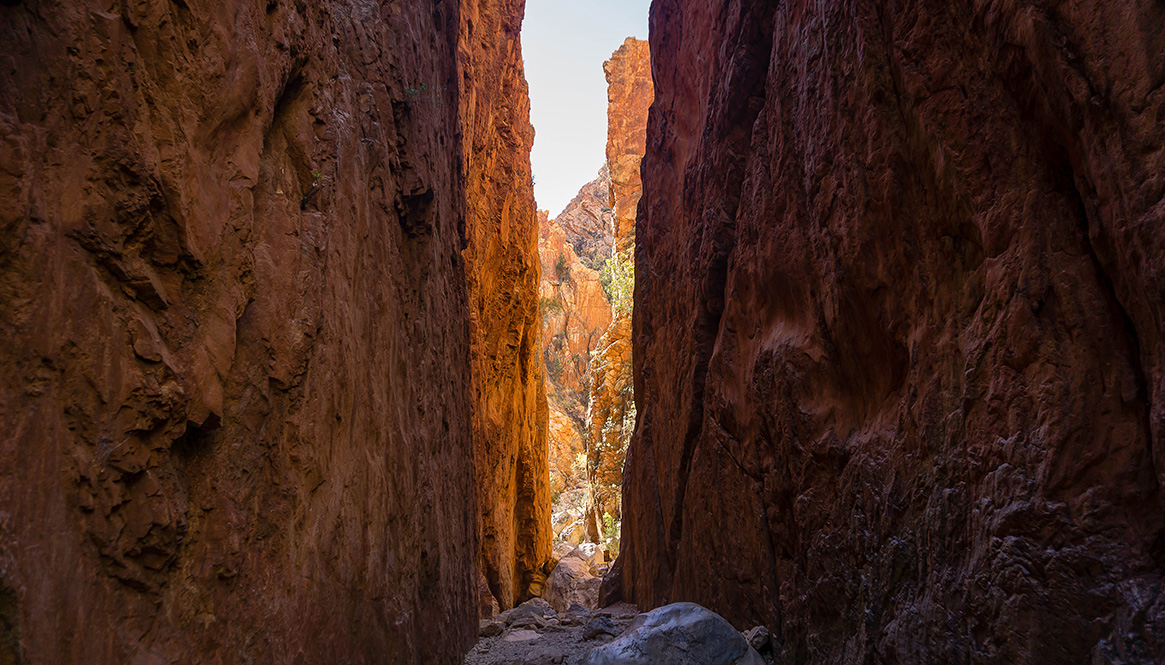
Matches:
[0,581,21,665]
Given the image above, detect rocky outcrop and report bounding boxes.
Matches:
[603,38,653,255]
[585,38,653,538]
[539,211,612,406]
[539,206,611,513]
[552,168,615,268]
[544,556,601,613]
[0,1,478,663]
[584,314,634,527]
[461,0,551,610]
[624,1,1165,664]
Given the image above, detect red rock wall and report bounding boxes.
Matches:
[460,0,552,610]
[0,0,542,662]
[624,0,1165,663]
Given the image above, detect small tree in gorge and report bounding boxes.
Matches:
[600,248,634,314]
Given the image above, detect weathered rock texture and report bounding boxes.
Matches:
[603,38,653,256]
[0,0,543,663]
[539,209,611,408]
[461,0,551,610]
[538,167,617,538]
[585,38,653,535]
[623,1,1165,663]
[539,207,610,505]
[552,167,615,268]
[585,314,634,528]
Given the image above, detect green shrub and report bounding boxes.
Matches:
[539,296,563,314]
[602,512,620,559]
[581,254,607,272]
[555,253,570,282]
[600,249,634,314]
[545,354,563,382]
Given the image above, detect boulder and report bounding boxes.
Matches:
[500,597,557,627]
[558,519,586,546]
[551,508,582,536]
[523,646,565,665]
[479,620,504,637]
[543,556,601,613]
[743,626,771,652]
[503,629,541,643]
[562,603,593,626]
[582,603,764,665]
[550,541,577,569]
[567,542,605,572]
[582,615,620,640]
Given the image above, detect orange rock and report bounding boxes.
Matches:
[604,38,653,255]
[584,38,653,534]
[461,0,552,610]
[539,177,616,512]
[539,212,613,402]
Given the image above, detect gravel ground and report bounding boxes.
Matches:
[463,603,640,665]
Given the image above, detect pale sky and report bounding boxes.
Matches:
[523,0,651,217]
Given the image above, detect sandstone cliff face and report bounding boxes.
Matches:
[0,1,476,663]
[552,167,615,268]
[538,177,615,545]
[0,0,549,661]
[539,210,612,407]
[624,1,1165,663]
[585,38,653,535]
[603,38,652,256]
[460,0,551,610]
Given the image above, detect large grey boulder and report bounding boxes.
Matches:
[582,603,764,665]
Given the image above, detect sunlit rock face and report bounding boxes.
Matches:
[535,206,610,512]
[0,1,477,662]
[623,1,1165,663]
[603,38,653,256]
[539,207,613,408]
[585,38,653,535]
[554,167,616,269]
[461,0,552,611]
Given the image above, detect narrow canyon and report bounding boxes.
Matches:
[0,1,1162,664]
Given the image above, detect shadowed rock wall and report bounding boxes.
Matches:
[624,1,1165,663]
[460,0,552,611]
[0,0,543,662]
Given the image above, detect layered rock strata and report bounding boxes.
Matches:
[623,1,1165,663]
[461,0,551,610]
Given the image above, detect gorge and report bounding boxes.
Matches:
[1,0,1163,664]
